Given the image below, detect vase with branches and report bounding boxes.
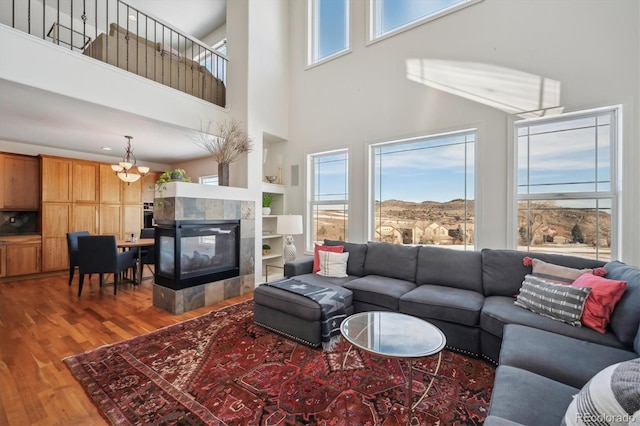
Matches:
[193,118,253,186]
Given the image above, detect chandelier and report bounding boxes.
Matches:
[111,136,149,183]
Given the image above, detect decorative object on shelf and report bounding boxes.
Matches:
[193,118,253,187]
[111,136,149,184]
[276,214,303,263]
[265,175,278,183]
[154,169,191,206]
[262,193,274,216]
[262,244,271,256]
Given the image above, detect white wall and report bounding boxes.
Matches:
[285,0,640,264]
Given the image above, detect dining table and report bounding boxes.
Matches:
[116,238,155,284]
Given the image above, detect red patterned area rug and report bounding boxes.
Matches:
[64,300,495,425]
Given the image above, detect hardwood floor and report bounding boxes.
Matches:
[0,269,252,425]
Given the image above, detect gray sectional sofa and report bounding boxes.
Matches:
[253,240,640,424]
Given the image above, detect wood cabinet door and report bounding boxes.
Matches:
[41,202,71,271]
[122,178,143,204]
[100,164,121,203]
[73,161,99,202]
[72,204,99,234]
[2,155,40,209]
[122,204,143,239]
[100,204,122,238]
[0,246,6,278]
[142,172,157,203]
[41,157,72,202]
[6,244,41,276]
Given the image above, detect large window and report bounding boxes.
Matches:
[369,0,481,42]
[308,150,349,250]
[307,0,350,66]
[515,106,619,260]
[371,129,475,248]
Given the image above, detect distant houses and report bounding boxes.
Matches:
[375,220,473,245]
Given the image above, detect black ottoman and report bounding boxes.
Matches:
[253,277,354,347]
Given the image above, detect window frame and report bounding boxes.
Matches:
[367,128,477,249]
[509,105,621,260]
[366,0,482,45]
[306,0,352,69]
[306,148,350,252]
[199,175,219,186]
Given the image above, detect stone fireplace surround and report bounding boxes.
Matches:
[152,183,255,314]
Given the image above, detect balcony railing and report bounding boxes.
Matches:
[1,0,227,108]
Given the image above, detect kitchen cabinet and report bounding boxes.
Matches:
[142,172,158,203]
[0,245,6,278]
[3,235,42,277]
[41,203,71,272]
[72,160,100,202]
[121,178,143,204]
[122,204,143,239]
[0,154,40,210]
[100,164,122,203]
[73,203,99,235]
[99,204,122,237]
[41,156,72,202]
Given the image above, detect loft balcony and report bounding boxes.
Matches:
[0,0,227,109]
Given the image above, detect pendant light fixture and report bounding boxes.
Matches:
[111,136,149,184]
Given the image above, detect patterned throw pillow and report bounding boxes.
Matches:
[530,258,592,284]
[313,244,344,273]
[514,275,591,326]
[562,358,640,426]
[317,251,349,278]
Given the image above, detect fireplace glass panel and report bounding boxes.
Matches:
[180,226,238,279]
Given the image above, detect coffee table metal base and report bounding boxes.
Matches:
[339,312,446,425]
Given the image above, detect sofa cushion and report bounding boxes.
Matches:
[605,261,640,348]
[481,249,604,297]
[500,324,637,389]
[562,358,640,426]
[344,275,416,311]
[363,241,419,282]
[399,285,484,326]
[324,240,368,277]
[481,296,625,349]
[488,366,579,426]
[415,246,483,292]
[514,275,591,327]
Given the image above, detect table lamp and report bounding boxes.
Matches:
[276,214,303,262]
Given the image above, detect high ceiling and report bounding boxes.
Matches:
[0,0,227,166]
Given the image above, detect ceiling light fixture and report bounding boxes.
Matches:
[111,136,149,184]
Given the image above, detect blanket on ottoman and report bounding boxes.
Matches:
[266,278,346,350]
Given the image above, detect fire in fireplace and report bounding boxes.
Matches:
[154,220,240,290]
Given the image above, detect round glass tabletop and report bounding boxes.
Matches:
[340,311,446,358]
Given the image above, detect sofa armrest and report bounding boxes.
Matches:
[284,257,313,277]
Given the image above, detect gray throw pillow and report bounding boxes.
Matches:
[514,275,591,326]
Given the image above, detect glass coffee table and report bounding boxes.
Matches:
[340,311,446,425]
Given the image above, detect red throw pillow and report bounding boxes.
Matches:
[313,244,343,273]
[572,274,627,333]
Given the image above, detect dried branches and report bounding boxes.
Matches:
[193,118,253,164]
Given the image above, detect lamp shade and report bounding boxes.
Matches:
[276,215,303,235]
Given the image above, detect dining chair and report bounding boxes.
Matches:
[77,235,137,296]
[66,231,90,286]
[139,227,155,278]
